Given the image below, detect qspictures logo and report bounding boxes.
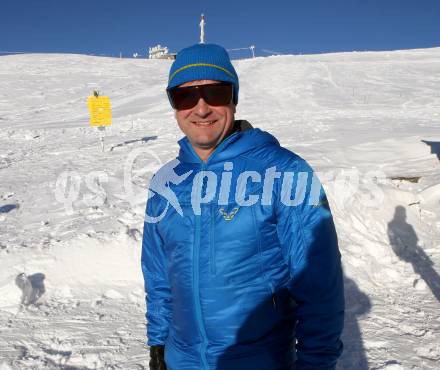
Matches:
[144,160,386,223]
[54,148,386,223]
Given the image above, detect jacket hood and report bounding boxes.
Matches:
[177,120,280,165]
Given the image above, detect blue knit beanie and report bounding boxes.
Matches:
[167,43,239,104]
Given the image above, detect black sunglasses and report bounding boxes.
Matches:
[167,82,233,110]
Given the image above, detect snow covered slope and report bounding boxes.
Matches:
[0,48,439,369]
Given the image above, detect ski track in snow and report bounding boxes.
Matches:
[0,48,439,369]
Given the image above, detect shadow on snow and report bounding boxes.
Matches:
[388,205,440,301]
[109,135,158,151]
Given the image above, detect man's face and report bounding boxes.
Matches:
[174,80,236,157]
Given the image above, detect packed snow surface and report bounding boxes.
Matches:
[0,48,439,369]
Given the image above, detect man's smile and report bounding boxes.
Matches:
[191,120,217,126]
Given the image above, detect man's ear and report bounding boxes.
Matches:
[174,110,178,119]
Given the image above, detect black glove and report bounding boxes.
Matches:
[149,345,167,370]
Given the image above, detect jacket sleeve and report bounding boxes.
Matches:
[276,158,344,370]
[141,196,173,346]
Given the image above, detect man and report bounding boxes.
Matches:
[142,43,344,370]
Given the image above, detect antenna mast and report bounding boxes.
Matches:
[199,14,206,44]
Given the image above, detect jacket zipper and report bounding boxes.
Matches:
[193,164,209,369]
[210,203,216,275]
[186,139,241,368]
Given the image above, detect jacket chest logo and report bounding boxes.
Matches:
[219,207,239,221]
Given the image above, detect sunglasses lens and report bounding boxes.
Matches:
[202,84,233,106]
[168,87,199,110]
[168,83,233,110]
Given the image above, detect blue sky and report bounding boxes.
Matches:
[1,0,439,58]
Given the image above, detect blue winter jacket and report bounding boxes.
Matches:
[141,123,344,370]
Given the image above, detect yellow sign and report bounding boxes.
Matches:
[87,96,112,126]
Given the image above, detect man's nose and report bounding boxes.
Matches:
[194,97,212,116]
